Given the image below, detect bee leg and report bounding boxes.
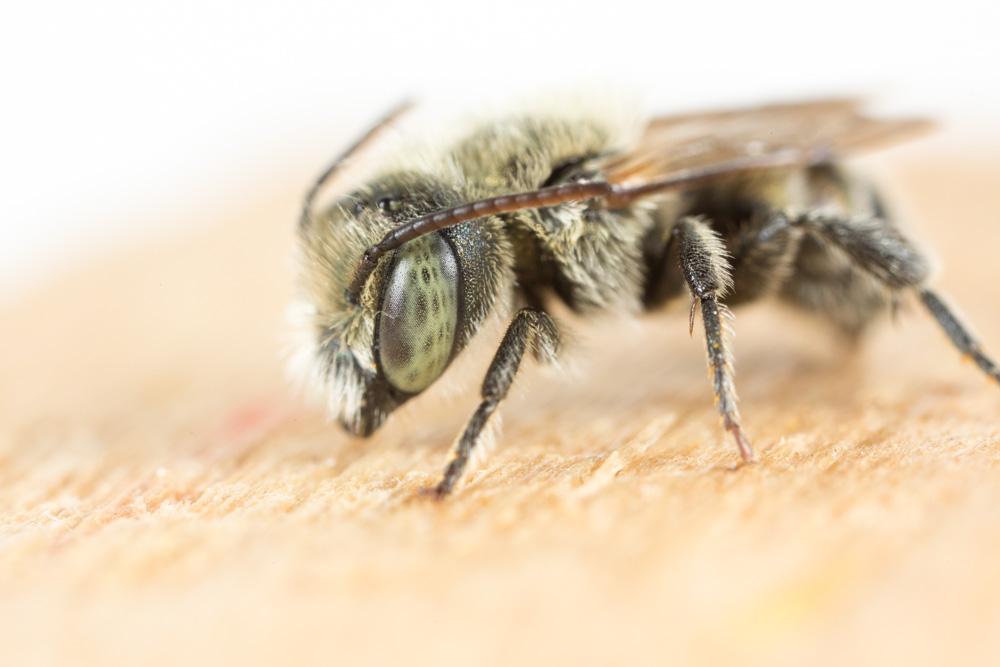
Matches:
[727,209,802,305]
[919,290,1000,384]
[786,211,1000,385]
[519,287,559,363]
[785,211,930,289]
[433,309,561,497]
[674,216,755,463]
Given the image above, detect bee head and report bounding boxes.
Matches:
[290,172,507,437]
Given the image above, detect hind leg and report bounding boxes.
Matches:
[773,210,1000,385]
[779,224,896,339]
[918,290,1000,384]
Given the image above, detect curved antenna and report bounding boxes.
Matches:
[346,149,816,302]
[299,99,415,231]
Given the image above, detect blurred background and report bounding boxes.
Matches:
[2,0,998,298]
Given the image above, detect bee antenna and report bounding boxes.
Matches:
[345,149,820,303]
[347,181,616,302]
[299,99,415,232]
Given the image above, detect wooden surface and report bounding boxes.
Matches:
[1,153,999,666]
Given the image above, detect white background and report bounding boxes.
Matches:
[2,1,999,296]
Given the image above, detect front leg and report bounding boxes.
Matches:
[674,216,755,463]
[433,308,561,497]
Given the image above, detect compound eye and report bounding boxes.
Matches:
[377,234,459,394]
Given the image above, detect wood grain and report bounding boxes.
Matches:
[1,151,999,666]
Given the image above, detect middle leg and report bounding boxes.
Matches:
[673,216,755,463]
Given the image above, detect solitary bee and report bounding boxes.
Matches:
[290,97,1000,497]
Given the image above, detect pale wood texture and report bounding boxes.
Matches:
[1,153,999,666]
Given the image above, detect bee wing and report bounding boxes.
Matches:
[602,98,934,187]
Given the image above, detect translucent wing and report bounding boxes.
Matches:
[602,98,934,188]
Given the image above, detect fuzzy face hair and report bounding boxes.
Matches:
[289,170,516,436]
[288,185,396,435]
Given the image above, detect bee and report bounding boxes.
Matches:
[290,97,1000,497]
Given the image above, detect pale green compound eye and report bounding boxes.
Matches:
[377,234,459,394]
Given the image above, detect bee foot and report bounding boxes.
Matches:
[728,424,757,464]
